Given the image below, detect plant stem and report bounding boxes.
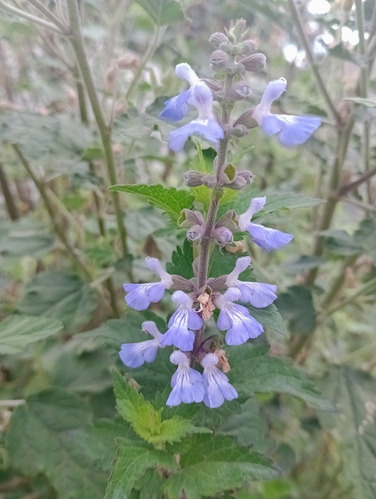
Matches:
[27,0,69,34]
[13,144,93,281]
[287,0,341,125]
[0,1,65,35]
[197,139,228,290]
[323,276,376,316]
[0,163,19,220]
[124,25,166,105]
[320,254,358,310]
[66,0,129,258]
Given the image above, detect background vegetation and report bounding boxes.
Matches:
[0,0,375,498]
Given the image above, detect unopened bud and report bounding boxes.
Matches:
[239,53,266,72]
[227,19,248,43]
[239,39,256,56]
[210,50,231,71]
[200,78,222,92]
[230,124,249,137]
[117,55,139,69]
[228,82,251,100]
[212,227,233,247]
[184,171,205,187]
[233,109,258,129]
[226,170,254,190]
[209,32,230,49]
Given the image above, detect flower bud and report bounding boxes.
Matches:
[200,78,222,92]
[209,32,230,49]
[239,53,266,72]
[233,109,258,129]
[212,227,234,247]
[239,39,256,56]
[184,171,205,187]
[230,124,249,137]
[210,50,231,71]
[187,224,205,242]
[228,82,251,101]
[226,170,254,190]
[117,55,139,69]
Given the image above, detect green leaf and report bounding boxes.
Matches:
[319,366,376,498]
[321,229,363,256]
[135,0,186,25]
[6,389,106,498]
[105,437,178,498]
[344,97,376,107]
[18,270,97,332]
[208,247,253,279]
[220,190,324,218]
[283,255,326,273]
[163,434,280,498]
[355,215,376,264]
[275,285,316,335]
[113,370,209,444]
[108,184,194,224]
[0,219,54,260]
[0,314,63,355]
[247,303,289,337]
[166,239,194,279]
[229,344,334,410]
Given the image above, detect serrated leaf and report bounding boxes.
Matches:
[18,270,97,332]
[229,344,334,410]
[247,303,289,337]
[163,434,280,498]
[113,370,209,444]
[0,315,63,355]
[108,184,194,224]
[275,285,316,335]
[319,366,376,498]
[105,437,178,498]
[6,389,106,498]
[135,0,186,25]
[166,239,194,279]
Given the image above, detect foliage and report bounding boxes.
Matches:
[0,0,376,499]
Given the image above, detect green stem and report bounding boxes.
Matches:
[66,0,129,258]
[124,25,166,104]
[27,0,69,34]
[320,254,358,310]
[323,276,376,316]
[13,144,93,281]
[288,0,340,125]
[0,163,19,220]
[305,118,354,286]
[0,0,65,35]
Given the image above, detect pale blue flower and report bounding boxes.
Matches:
[214,288,264,345]
[225,256,277,307]
[160,63,224,152]
[201,353,238,408]
[123,257,173,310]
[160,291,202,351]
[238,196,293,252]
[253,78,321,147]
[119,321,163,368]
[167,350,205,406]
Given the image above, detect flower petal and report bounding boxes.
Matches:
[169,118,224,152]
[237,282,277,308]
[247,222,293,252]
[262,114,321,147]
[159,89,191,122]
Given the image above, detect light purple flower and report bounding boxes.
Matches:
[214,288,264,345]
[166,350,205,406]
[160,63,224,152]
[201,353,238,408]
[238,196,293,252]
[226,256,277,308]
[123,257,173,310]
[253,78,321,147]
[119,321,164,368]
[160,291,202,351]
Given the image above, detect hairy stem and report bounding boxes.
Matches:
[66,0,129,258]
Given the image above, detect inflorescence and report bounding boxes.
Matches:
[119,20,321,409]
